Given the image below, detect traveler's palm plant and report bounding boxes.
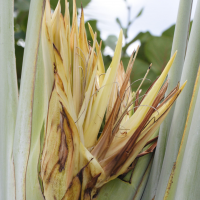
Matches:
[40,1,185,199]
[1,0,200,200]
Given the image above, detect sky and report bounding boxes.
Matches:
[78,0,198,55]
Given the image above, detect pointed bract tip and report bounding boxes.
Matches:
[117,29,123,46]
[99,40,102,49]
[178,81,187,93]
[73,0,77,12]
[181,80,187,89]
[172,50,178,59]
[163,51,177,75]
[88,22,92,30]
[119,29,123,37]
[57,0,61,7]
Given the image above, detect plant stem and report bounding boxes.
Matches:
[154,0,200,199]
[13,0,45,199]
[0,0,18,199]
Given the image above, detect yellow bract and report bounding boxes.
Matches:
[40,0,186,199]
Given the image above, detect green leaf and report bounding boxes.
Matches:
[135,8,144,18]
[135,31,152,43]
[50,0,91,15]
[116,17,124,29]
[122,31,152,54]
[15,31,26,41]
[144,36,173,75]
[14,11,29,33]
[105,35,118,51]
[162,25,175,38]
[103,55,112,70]
[121,58,157,94]
[50,0,65,15]
[15,0,30,11]
[15,44,24,81]
[76,0,91,8]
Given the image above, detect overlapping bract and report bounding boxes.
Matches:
[40,1,186,199]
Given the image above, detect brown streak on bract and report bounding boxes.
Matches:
[144,136,158,148]
[43,107,61,169]
[62,163,89,200]
[142,89,179,132]
[156,83,179,110]
[137,141,157,158]
[55,73,64,92]
[58,113,68,172]
[91,57,134,160]
[45,23,51,42]
[118,158,138,183]
[109,80,168,176]
[141,80,169,131]
[42,158,49,177]
[45,82,56,138]
[54,63,57,73]
[45,160,59,184]
[53,43,64,62]
[140,77,159,103]
[134,90,140,112]
[42,83,56,170]
[84,173,101,199]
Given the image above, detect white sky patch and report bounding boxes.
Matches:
[127,40,141,55]
[80,0,198,56]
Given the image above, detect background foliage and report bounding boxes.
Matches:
[14,0,179,93]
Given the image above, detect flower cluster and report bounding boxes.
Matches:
[40,1,186,199]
